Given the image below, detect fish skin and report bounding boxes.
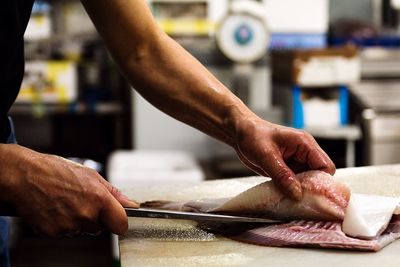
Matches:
[140,171,400,251]
[227,215,400,252]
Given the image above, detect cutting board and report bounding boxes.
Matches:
[119,165,400,267]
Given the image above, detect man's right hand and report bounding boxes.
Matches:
[0,144,138,237]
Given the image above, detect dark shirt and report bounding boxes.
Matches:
[1,4,34,266]
[0,0,34,142]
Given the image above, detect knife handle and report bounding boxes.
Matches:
[0,203,17,217]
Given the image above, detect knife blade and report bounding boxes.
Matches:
[0,206,281,224]
[125,208,282,224]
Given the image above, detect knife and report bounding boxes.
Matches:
[125,208,282,224]
[0,206,281,224]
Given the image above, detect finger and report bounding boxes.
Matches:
[315,147,336,175]
[99,191,129,235]
[305,138,336,175]
[99,179,140,208]
[261,153,302,201]
[291,132,336,175]
[237,147,302,200]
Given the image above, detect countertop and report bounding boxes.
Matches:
[119,165,400,267]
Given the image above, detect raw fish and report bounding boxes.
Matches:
[143,170,351,221]
[141,170,400,251]
[342,194,400,239]
[228,216,400,252]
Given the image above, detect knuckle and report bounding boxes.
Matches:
[295,131,317,148]
[274,168,291,181]
[81,167,100,180]
[297,130,311,140]
[305,132,317,143]
[109,185,122,198]
[91,186,106,200]
[84,187,107,209]
[88,168,101,177]
[79,208,98,222]
[260,147,274,158]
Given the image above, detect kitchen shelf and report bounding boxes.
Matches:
[9,101,124,116]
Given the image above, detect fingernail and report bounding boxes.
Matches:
[131,203,140,208]
[121,193,140,208]
[126,199,140,208]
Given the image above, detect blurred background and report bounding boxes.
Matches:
[8,0,400,266]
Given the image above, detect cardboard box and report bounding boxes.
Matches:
[272,46,361,86]
[18,61,77,103]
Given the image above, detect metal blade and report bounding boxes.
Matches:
[125,208,282,224]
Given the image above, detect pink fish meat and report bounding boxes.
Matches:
[141,170,400,251]
[143,170,351,221]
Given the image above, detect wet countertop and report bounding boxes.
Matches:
[119,165,400,267]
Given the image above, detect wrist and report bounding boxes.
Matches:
[223,101,259,145]
[0,144,12,203]
[0,144,28,203]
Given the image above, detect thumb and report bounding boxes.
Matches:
[262,154,303,201]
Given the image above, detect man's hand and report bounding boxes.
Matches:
[233,117,336,201]
[0,144,138,237]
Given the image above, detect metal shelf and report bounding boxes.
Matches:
[9,101,124,116]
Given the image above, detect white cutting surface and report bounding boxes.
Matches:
[119,165,400,267]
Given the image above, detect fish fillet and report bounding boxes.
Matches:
[141,170,400,251]
[143,170,351,221]
[343,194,400,239]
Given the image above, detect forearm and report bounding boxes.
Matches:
[81,0,258,147]
[125,34,256,146]
[79,0,337,201]
[0,144,20,204]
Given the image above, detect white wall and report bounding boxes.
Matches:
[265,0,329,33]
[330,0,373,22]
[132,66,270,159]
[133,90,213,159]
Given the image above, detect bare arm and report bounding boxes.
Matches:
[81,0,246,146]
[0,0,335,237]
[81,0,335,199]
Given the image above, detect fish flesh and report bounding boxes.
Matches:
[141,170,400,251]
[143,170,351,221]
[343,194,400,239]
[211,170,350,221]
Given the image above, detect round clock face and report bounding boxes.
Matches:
[217,13,269,63]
